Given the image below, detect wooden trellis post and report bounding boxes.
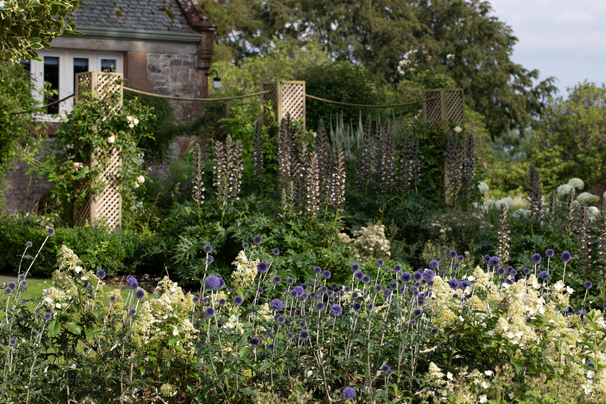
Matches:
[423,88,464,137]
[73,71,123,229]
[260,81,306,131]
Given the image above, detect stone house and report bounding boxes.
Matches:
[5,0,215,214]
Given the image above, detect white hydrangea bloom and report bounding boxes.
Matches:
[501,197,515,208]
[478,182,489,195]
[557,184,574,198]
[484,199,495,209]
[494,200,509,211]
[512,208,529,219]
[588,206,601,222]
[577,192,599,204]
[568,178,584,190]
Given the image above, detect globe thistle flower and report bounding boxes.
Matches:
[290,290,299,299]
[401,272,412,283]
[410,319,417,326]
[322,270,331,279]
[313,266,322,275]
[393,264,402,272]
[449,250,457,259]
[207,255,215,264]
[253,236,263,245]
[312,279,320,287]
[496,267,506,276]
[26,241,33,248]
[204,245,213,254]
[205,275,221,290]
[373,284,383,293]
[510,268,518,276]
[129,308,137,316]
[109,295,117,303]
[377,259,384,267]
[127,278,139,291]
[21,298,27,304]
[361,275,371,284]
[546,249,554,258]
[344,286,351,293]
[233,296,243,306]
[242,242,250,249]
[380,364,392,375]
[354,271,364,281]
[489,256,500,267]
[272,248,280,256]
[413,271,423,282]
[192,296,200,304]
[412,308,422,317]
[531,254,542,264]
[561,251,572,263]
[293,286,304,297]
[46,227,55,236]
[539,271,549,280]
[459,280,471,291]
[367,303,374,311]
[9,338,17,346]
[286,277,295,285]
[205,307,215,317]
[342,386,356,400]
[256,261,268,274]
[483,255,491,263]
[19,280,28,289]
[603,303,606,310]
[96,269,106,280]
[423,270,435,282]
[203,297,209,303]
[429,260,439,269]
[319,285,327,293]
[522,267,530,275]
[276,315,286,324]
[431,327,439,335]
[257,287,264,295]
[299,329,310,340]
[351,263,360,272]
[43,312,52,321]
[7,282,16,291]
[270,299,284,311]
[250,336,260,346]
[326,290,334,297]
[454,262,460,269]
[448,279,459,290]
[584,281,593,289]
[353,302,362,311]
[131,289,144,300]
[218,298,226,306]
[457,255,464,262]
[330,304,343,317]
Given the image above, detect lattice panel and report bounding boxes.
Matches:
[445,91,464,127]
[423,89,464,134]
[73,71,123,229]
[260,82,278,127]
[261,81,306,131]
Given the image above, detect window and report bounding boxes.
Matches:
[28,49,123,121]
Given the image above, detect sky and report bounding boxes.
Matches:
[489,0,606,98]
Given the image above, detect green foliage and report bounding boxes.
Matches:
[0,0,81,63]
[28,91,155,222]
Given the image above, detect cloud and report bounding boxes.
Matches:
[489,0,606,95]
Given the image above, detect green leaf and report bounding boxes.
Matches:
[84,327,94,342]
[65,322,82,335]
[51,3,60,15]
[47,320,60,337]
[30,43,44,49]
[511,360,524,374]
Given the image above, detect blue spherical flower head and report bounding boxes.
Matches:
[342,386,356,400]
[410,319,417,326]
[483,255,491,263]
[207,255,214,264]
[423,269,435,282]
[276,315,286,324]
[584,281,593,289]
[459,280,471,291]
[353,302,362,312]
[412,308,422,317]
[242,242,250,250]
[454,262,460,269]
[26,241,33,248]
[309,292,317,299]
[7,282,16,291]
[96,269,106,280]
[127,279,139,291]
[380,364,391,375]
[43,312,52,321]
[377,259,384,267]
[9,338,17,347]
[192,296,200,304]
[203,244,213,254]
[457,255,464,262]
[539,271,549,280]
[319,285,327,293]
[250,336,260,346]
[218,298,226,306]
[393,264,402,272]
[602,303,606,310]
[233,296,243,306]
[489,256,500,268]
[313,266,322,275]
[322,270,331,279]
[361,275,371,284]
[286,277,295,285]
[354,271,364,281]
[561,251,572,263]
[546,249,554,258]
[373,284,383,293]
[448,279,459,290]
[367,303,374,311]
[272,248,280,256]
[205,275,221,291]
[257,287,264,295]
[351,263,360,272]
[270,299,284,311]
[271,275,281,285]
[257,261,269,274]
[301,283,309,291]
[293,286,304,297]
[128,308,137,316]
[109,295,117,303]
[523,267,531,275]
[429,260,439,269]
[135,288,146,300]
[205,307,215,317]
[497,267,506,276]
[344,286,351,292]
[507,266,514,274]
[286,332,294,340]
[326,290,334,297]
[253,236,263,245]
[46,227,55,236]
[413,271,423,281]
[316,302,326,311]
[449,250,457,259]
[510,269,517,276]
[330,304,343,317]
[20,298,27,304]
[299,329,310,340]
[290,290,298,299]
[531,254,542,264]
[19,280,28,289]
[401,272,412,283]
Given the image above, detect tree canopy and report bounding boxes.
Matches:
[0,0,81,63]
[201,0,557,137]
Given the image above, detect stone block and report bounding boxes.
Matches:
[170,66,191,82]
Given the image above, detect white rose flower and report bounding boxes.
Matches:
[479,395,488,403]
[453,126,462,133]
[108,135,116,144]
[137,175,145,184]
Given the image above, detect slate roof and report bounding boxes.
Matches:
[74,0,195,33]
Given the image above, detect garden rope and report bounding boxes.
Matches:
[123,87,270,101]
[305,94,438,108]
[10,94,75,115]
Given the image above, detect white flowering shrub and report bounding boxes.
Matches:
[345,223,391,260]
